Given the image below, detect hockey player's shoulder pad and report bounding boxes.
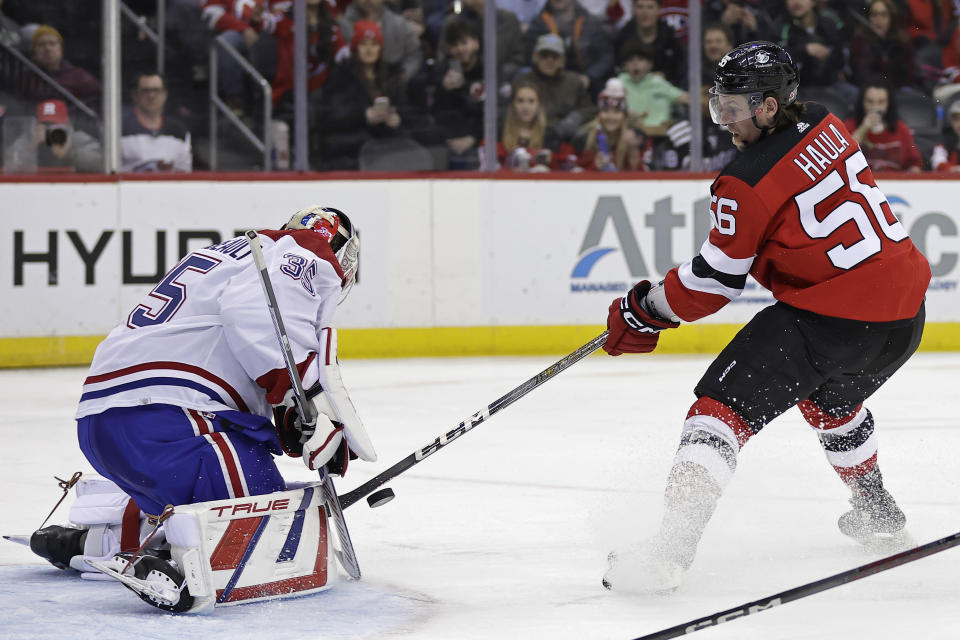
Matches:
[716,102,831,188]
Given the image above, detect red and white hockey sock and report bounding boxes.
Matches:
[798,400,878,484]
[673,397,755,491]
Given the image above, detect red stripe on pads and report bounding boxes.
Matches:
[687,396,755,448]
[797,399,862,431]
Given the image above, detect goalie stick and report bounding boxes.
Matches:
[338,330,609,510]
[631,529,960,640]
[244,230,361,580]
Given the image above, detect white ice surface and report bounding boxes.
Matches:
[1,353,958,639]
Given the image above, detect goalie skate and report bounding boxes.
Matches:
[88,551,196,613]
[28,525,87,570]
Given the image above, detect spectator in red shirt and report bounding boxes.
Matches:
[944,13,960,69]
[18,25,101,110]
[903,0,954,49]
[844,79,923,172]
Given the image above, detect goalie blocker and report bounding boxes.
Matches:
[29,476,343,613]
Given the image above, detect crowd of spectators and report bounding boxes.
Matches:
[2,0,960,173]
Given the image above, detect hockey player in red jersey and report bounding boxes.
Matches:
[601,41,931,594]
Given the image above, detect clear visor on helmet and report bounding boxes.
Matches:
[708,86,761,126]
[335,233,360,304]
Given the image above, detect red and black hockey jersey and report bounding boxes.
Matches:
[664,103,931,323]
[201,0,291,34]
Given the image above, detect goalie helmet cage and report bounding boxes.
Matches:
[631,529,960,640]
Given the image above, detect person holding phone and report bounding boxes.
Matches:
[431,18,486,169]
[313,20,408,169]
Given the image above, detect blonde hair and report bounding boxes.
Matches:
[580,115,639,170]
[502,82,547,149]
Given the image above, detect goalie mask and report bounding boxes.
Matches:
[284,205,360,301]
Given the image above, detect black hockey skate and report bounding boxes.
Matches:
[29,525,87,570]
[838,474,911,552]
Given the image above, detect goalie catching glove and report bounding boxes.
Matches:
[603,280,680,356]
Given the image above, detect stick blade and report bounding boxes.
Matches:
[320,472,361,579]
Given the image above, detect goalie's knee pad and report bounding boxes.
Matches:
[673,397,756,490]
[798,400,878,482]
[160,481,337,612]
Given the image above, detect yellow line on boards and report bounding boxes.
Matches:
[2,323,958,368]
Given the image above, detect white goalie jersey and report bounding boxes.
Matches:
[76,230,344,422]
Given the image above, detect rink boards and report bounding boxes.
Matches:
[1,174,958,366]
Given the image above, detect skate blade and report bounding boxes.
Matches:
[87,559,181,606]
[850,529,916,555]
[2,535,31,547]
[602,551,682,595]
[602,575,678,595]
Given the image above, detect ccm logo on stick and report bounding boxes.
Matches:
[209,498,291,517]
[686,597,782,631]
[416,410,489,460]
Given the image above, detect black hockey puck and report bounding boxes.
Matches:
[366,488,395,508]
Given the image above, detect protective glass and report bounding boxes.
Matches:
[708,86,760,126]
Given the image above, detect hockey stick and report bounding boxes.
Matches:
[338,330,609,510]
[631,530,960,640]
[244,230,361,580]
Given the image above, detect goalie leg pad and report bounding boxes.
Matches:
[161,481,337,611]
[69,477,158,576]
[28,475,155,576]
